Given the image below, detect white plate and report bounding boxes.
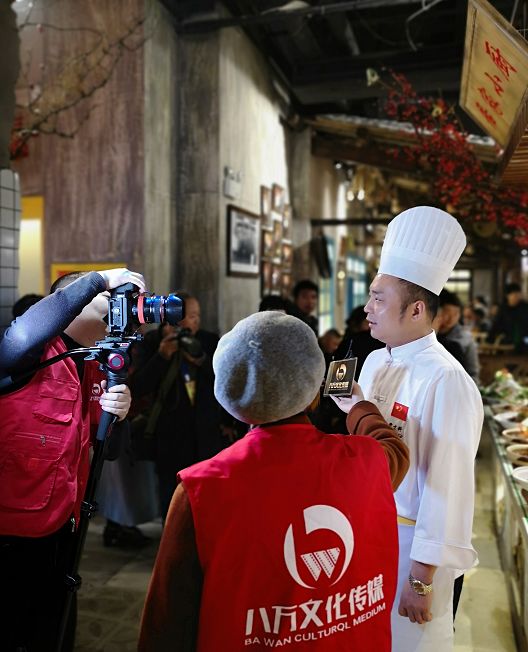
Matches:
[494,411,522,429]
[512,466,528,491]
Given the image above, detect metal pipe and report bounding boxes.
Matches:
[176,0,425,34]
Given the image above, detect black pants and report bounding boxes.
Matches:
[0,522,77,652]
[453,574,464,620]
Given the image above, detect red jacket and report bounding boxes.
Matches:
[0,336,102,537]
[179,422,398,651]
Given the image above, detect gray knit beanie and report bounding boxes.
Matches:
[213,311,325,424]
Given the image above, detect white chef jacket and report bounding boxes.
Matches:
[359,331,483,651]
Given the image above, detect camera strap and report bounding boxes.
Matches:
[144,353,182,434]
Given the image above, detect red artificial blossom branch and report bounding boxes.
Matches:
[377,70,528,247]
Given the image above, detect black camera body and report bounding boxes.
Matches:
[107,283,185,336]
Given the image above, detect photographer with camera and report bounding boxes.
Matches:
[0,268,145,652]
[128,291,238,520]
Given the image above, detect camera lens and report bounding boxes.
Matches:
[135,293,184,325]
[164,294,185,324]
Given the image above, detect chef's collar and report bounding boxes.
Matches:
[385,330,436,362]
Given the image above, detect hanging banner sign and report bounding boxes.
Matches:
[460,0,528,149]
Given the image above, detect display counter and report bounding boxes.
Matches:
[487,408,528,652]
[480,353,527,386]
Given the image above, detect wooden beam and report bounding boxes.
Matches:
[312,132,419,173]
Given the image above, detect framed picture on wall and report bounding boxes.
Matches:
[281,270,292,296]
[271,212,283,260]
[283,204,292,240]
[261,259,272,294]
[227,205,261,277]
[260,185,272,227]
[262,227,274,259]
[282,241,293,268]
[271,183,285,212]
[270,263,282,294]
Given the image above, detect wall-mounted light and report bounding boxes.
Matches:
[357,188,365,201]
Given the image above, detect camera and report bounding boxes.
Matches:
[107,283,185,336]
[170,326,204,359]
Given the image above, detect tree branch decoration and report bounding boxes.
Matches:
[10,2,146,161]
[371,68,528,247]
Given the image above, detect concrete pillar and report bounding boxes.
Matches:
[173,31,221,332]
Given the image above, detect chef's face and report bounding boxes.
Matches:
[364,274,419,347]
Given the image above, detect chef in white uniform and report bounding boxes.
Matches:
[335,206,483,652]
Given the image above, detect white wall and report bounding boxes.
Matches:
[218,27,288,333]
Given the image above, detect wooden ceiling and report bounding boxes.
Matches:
[163,1,525,186]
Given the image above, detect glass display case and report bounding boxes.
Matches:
[487,408,528,652]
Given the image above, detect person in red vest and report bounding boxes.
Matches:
[0,267,145,652]
[139,310,409,651]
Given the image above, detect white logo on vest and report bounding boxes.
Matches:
[284,505,354,589]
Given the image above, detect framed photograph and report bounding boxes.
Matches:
[283,204,292,240]
[271,183,285,212]
[262,226,274,259]
[271,212,283,260]
[261,259,272,294]
[281,270,292,296]
[260,185,272,226]
[270,263,282,294]
[282,241,293,268]
[227,205,261,277]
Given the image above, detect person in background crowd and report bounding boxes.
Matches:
[291,278,319,334]
[258,294,289,312]
[436,289,480,384]
[333,207,483,652]
[334,305,385,379]
[0,268,143,652]
[138,310,410,652]
[12,293,45,319]
[472,307,490,333]
[318,327,343,367]
[128,291,238,520]
[488,282,528,352]
[474,294,489,316]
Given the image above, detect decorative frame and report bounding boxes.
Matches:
[261,259,272,295]
[271,211,283,261]
[262,226,274,259]
[281,270,292,296]
[260,185,272,227]
[50,262,126,283]
[270,263,282,294]
[282,203,292,240]
[227,204,261,277]
[281,241,293,268]
[271,183,285,212]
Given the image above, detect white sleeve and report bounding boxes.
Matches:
[410,369,484,571]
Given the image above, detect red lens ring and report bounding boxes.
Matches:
[137,294,146,324]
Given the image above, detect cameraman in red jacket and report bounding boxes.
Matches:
[0,268,144,652]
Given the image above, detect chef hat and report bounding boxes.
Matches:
[213,311,325,425]
[378,206,466,295]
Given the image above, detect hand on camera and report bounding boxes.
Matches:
[159,333,179,360]
[99,380,131,421]
[98,268,146,293]
[329,381,365,414]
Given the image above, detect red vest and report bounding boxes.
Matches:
[179,423,398,652]
[0,337,103,537]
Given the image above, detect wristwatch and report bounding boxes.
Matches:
[408,573,433,596]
